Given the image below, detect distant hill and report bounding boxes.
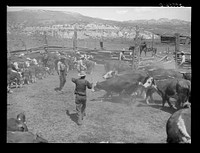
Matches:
[124,18,190,26]
[7,9,191,40]
[7,9,121,26]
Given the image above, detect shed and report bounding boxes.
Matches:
[160,34,191,44]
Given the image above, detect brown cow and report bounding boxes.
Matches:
[7,131,48,143]
[166,108,191,143]
[7,113,28,132]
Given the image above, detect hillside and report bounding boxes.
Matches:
[7,9,191,50]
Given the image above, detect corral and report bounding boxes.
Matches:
[7,38,191,143]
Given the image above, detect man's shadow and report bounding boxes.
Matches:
[66,109,79,125]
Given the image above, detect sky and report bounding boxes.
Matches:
[7,6,191,22]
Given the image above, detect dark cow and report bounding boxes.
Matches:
[93,70,151,99]
[147,68,183,80]
[142,77,191,109]
[7,131,48,143]
[104,60,132,75]
[7,113,28,132]
[182,72,191,81]
[166,108,191,143]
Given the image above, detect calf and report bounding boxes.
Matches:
[7,131,48,143]
[166,108,191,143]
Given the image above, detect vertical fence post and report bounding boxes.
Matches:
[175,33,180,69]
[73,25,77,51]
[152,33,154,49]
[44,31,48,53]
[132,25,140,70]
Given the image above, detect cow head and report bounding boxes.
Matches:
[92,81,100,92]
[102,70,116,79]
[139,76,157,90]
[182,101,191,108]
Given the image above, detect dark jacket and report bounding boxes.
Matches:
[72,78,92,96]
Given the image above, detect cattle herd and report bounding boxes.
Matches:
[7,49,191,143]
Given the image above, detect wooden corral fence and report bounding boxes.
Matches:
[174,52,191,70]
[8,44,191,71]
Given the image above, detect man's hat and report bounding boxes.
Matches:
[181,51,185,55]
[60,56,66,59]
[78,71,86,77]
[80,55,84,59]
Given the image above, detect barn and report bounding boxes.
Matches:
[160,34,176,43]
[160,33,191,44]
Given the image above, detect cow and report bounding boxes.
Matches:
[7,113,28,132]
[102,70,117,80]
[166,108,191,143]
[146,68,183,80]
[83,60,96,74]
[141,77,191,109]
[7,131,48,143]
[7,68,24,89]
[182,72,191,81]
[104,60,132,74]
[93,70,151,99]
[140,68,191,106]
[21,67,36,84]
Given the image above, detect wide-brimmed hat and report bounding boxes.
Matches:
[80,55,84,59]
[60,56,66,60]
[181,51,185,55]
[78,71,86,77]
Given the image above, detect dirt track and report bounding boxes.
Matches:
[7,64,175,143]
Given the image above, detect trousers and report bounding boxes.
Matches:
[75,94,86,125]
[59,70,66,90]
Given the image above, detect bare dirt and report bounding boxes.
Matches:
[7,61,178,143]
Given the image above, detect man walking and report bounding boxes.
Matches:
[76,56,87,74]
[55,56,68,92]
[119,49,125,61]
[71,71,93,125]
[179,51,186,67]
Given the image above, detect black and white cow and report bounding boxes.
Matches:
[166,107,191,143]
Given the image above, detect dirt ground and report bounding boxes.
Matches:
[7,61,180,143]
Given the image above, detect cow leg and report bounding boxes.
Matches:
[175,95,187,109]
[175,98,182,110]
[166,97,176,109]
[103,92,111,98]
[7,85,13,93]
[137,86,144,98]
[145,89,151,105]
[161,94,167,107]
